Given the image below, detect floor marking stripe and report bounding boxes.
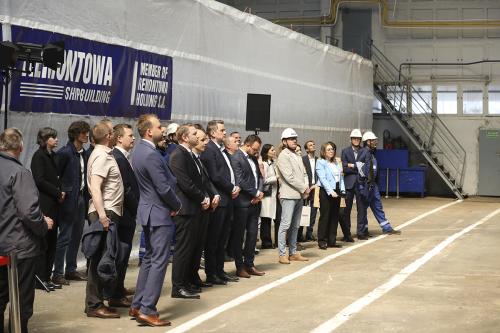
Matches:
[167,200,461,333]
[310,207,500,333]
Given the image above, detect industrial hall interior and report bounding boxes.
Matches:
[1,0,500,333]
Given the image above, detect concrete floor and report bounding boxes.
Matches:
[10,196,500,332]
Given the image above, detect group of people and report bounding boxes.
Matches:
[0,115,400,331]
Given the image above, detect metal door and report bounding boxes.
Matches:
[478,129,500,196]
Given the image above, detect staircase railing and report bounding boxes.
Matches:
[370,43,466,198]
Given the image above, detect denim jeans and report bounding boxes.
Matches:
[278,199,303,257]
[53,192,86,277]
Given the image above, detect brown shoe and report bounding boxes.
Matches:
[122,287,136,296]
[289,253,309,261]
[279,255,290,264]
[246,266,265,276]
[65,271,87,281]
[108,296,132,308]
[52,275,70,286]
[136,312,171,327]
[86,306,120,319]
[129,307,140,318]
[236,268,251,278]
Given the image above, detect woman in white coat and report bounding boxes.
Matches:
[259,144,279,249]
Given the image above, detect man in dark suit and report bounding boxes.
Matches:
[231,135,265,278]
[53,120,90,285]
[107,124,139,307]
[341,129,362,242]
[201,120,240,285]
[298,140,318,242]
[169,124,210,299]
[129,114,181,327]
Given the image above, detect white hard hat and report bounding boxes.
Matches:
[281,128,298,140]
[350,129,362,138]
[362,131,378,141]
[166,123,179,136]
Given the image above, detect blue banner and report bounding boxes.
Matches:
[9,26,173,119]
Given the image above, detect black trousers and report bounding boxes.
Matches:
[172,214,199,290]
[317,188,341,246]
[190,211,209,284]
[36,227,57,282]
[110,217,136,299]
[232,204,260,270]
[205,204,232,278]
[85,210,120,311]
[344,186,361,237]
[0,256,37,333]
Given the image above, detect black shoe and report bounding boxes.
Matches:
[383,228,402,235]
[52,275,70,286]
[35,280,52,292]
[366,232,373,238]
[357,234,368,240]
[46,281,62,290]
[328,243,343,248]
[171,288,200,299]
[260,243,273,249]
[206,275,227,285]
[197,281,213,288]
[218,272,239,282]
[188,284,202,293]
[318,243,328,250]
[342,236,355,243]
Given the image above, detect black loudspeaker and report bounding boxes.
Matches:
[245,93,271,133]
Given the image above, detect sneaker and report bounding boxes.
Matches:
[383,228,401,235]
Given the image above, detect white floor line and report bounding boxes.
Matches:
[310,207,500,333]
[166,200,462,333]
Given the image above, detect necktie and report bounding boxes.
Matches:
[192,153,202,175]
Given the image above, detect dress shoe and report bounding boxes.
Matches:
[246,266,265,276]
[318,242,328,250]
[136,312,171,327]
[328,243,343,248]
[357,234,368,240]
[342,236,355,243]
[35,280,53,292]
[187,284,202,293]
[47,281,62,289]
[171,288,200,299]
[206,275,227,285]
[218,272,239,282]
[128,307,140,318]
[289,253,309,261]
[86,306,120,319]
[52,275,70,286]
[383,228,402,235]
[65,271,87,281]
[198,281,213,288]
[108,296,132,308]
[260,243,274,249]
[121,287,135,296]
[279,255,290,264]
[236,268,251,278]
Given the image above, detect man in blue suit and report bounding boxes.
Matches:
[341,129,362,241]
[129,114,181,327]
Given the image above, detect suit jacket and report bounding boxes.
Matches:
[341,146,359,190]
[276,148,308,200]
[302,155,317,187]
[169,145,208,216]
[131,139,181,227]
[231,149,263,208]
[200,140,235,207]
[30,148,62,219]
[113,148,139,228]
[56,141,88,215]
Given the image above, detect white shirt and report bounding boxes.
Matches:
[216,141,235,185]
[242,149,258,190]
[308,156,316,184]
[328,161,342,184]
[78,149,85,191]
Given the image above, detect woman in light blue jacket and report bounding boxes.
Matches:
[315,141,345,249]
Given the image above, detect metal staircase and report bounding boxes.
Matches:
[370,43,466,200]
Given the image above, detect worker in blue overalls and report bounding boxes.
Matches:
[355,131,401,239]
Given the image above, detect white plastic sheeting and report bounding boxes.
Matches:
[0,0,373,165]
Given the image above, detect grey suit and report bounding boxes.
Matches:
[131,140,181,316]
